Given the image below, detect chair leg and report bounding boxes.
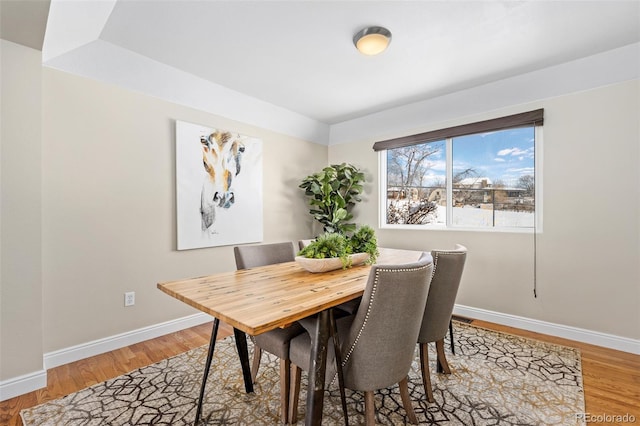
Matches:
[251,346,263,384]
[419,342,435,403]
[449,319,455,355]
[398,376,418,424]
[279,359,290,425]
[435,339,451,374]
[289,364,302,424]
[364,391,376,426]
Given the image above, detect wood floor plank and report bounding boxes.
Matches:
[1,319,637,426]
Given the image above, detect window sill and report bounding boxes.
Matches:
[379,224,538,234]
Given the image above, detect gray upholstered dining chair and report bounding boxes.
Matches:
[297,239,313,250]
[288,253,434,425]
[234,242,306,424]
[417,244,467,403]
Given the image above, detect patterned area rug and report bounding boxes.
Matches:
[21,322,585,425]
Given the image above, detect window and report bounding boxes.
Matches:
[375,110,542,231]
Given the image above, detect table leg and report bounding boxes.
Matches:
[232,327,254,394]
[449,319,455,354]
[194,318,220,426]
[330,310,349,426]
[305,310,330,426]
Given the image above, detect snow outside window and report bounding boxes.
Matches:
[380,126,541,231]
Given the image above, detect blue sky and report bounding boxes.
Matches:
[417,127,535,187]
[453,127,535,187]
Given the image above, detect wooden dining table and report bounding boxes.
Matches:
[157,247,422,426]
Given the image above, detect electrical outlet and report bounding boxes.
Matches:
[124,291,135,307]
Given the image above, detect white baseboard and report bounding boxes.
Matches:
[43,312,214,370]
[454,304,640,355]
[0,369,47,402]
[0,313,213,401]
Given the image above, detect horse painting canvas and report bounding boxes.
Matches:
[176,120,263,250]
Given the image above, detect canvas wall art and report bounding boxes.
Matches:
[176,120,263,250]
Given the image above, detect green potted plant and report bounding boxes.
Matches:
[299,163,365,234]
[297,232,352,269]
[297,225,379,272]
[348,225,379,264]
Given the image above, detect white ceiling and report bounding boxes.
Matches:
[18,0,640,126]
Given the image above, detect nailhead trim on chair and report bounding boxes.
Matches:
[432,249,466,278]
[340,264,432,368]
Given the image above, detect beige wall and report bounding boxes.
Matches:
[40,69,327,353]
[329,79,640,340]
[1,38,638,396]
[0,40,44,381]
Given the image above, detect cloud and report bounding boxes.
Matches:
[423,173,446,186]
[494,158,506,162]
[507,167,534,175]
[429,160,447,171]
[497,147,534,159]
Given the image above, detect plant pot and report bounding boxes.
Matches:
[295,253,370,273]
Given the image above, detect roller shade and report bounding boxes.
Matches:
[372,109,544,151]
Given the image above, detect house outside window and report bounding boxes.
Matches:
[375,110,543,231]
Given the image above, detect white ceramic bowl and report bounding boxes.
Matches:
[295,253,370,273]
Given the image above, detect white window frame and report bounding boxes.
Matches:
[378,126,543,233]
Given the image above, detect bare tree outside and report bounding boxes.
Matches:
[492,179,506,188]
[452,167,481,206]
[387,143,442,191]
[517,174,535,196]
[386,142,443,224]
[452,167,479,184]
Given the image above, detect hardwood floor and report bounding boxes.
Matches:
[0,322,233,426]
[1,319,638,425]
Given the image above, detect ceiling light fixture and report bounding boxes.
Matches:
[353,26,392,56]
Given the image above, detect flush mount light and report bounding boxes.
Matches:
[353,26,392,55]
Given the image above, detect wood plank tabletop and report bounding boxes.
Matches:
[157,248,422,336]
